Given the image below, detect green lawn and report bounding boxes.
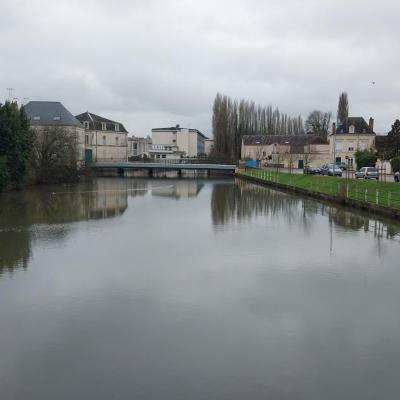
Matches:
[241,169,400,209]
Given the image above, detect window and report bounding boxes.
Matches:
[102,122,107,131]
[172,139,176,143]
[162,154,166,159]
[114,124,119,132]
[156,154,161,159]
[33,116,40,120]
[53,116,61,121]
[335,141,342,152]
[84,121,89,129]
[85,135,89,145]
[349,125,355,133]
[102,136,106,145]
[348,141,355,152]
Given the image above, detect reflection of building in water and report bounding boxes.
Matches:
[0,178,139,274]
[152,180,204,199]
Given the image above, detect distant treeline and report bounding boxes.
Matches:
[212,93,305,162]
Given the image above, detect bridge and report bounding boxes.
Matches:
[94,162,237,175]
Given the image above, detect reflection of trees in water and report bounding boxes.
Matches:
[211,179,310,227]
[0,178,135,275]
[211,179,400,242]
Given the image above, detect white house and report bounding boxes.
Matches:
[150,125,208,159]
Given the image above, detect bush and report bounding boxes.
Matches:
[354,149,377,169]
[390,156,400,173]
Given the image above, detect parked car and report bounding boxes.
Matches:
[303,165,321,175]
[355,167,379,180]
[335,161,347,171]
[394,171,399,182]
[321,164,343,176]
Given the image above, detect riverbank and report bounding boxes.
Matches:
[236,169,400,219]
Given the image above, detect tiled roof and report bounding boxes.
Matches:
[23,101,83,128]
[242,134,328,146]
[75,111,128,133]
[336,117,375,134]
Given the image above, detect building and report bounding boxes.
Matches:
[241,135,330,169]
[128,136,151,159]
[75,112,128,163]
[330,117,376,168]
[23,101,85,162]
[150,125,208,159]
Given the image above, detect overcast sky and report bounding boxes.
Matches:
[1,0,399,136]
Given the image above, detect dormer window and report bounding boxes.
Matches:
[114,123,119,132]
[53,116,61,121]
[84,121,90,129]
[349,124,355,134]
[102,122,107,131]
[33,116,40,121]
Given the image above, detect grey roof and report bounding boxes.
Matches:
[23,101,83,127]
[242,134,328,146]
[75,111,128,133]
[152,126,208,139]
[336,117,375,134]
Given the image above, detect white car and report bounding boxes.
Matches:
[355,167,379,180]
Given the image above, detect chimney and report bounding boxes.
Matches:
[369,117,374,132]
[175,124,180,129]
[332,122,336,135]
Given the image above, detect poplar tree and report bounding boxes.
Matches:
[337,92,349,126]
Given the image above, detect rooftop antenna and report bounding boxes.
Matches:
[6,88,14,101]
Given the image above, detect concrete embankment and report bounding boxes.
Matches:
[236,172,400,220]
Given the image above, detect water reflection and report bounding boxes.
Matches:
[0,179,132,274]
[152,180,204,199]
[212,178,400,241]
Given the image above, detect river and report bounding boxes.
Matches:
[1,177,400,399]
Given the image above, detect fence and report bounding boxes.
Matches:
[242,168,400,209]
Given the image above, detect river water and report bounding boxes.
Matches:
[1,177,400,399]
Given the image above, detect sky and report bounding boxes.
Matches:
[1,0,399,137]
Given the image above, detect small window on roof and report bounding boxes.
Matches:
[349,124,355,134]
[84,121,89,129]
[102,122,107,131]
[114,124,119,131]
[33,116,40,120]
[53,116,61,121]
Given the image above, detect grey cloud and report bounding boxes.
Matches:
[1,0,399,136]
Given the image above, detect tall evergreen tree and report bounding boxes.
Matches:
[0,101,32,188]
[337,92,349,126]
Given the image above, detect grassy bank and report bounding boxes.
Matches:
[240,169,400,209]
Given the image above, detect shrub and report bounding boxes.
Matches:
[354,149,377,169]
[390,156,400,173]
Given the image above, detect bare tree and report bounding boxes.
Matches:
[31,126,79,183]
[305,110,332,137]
